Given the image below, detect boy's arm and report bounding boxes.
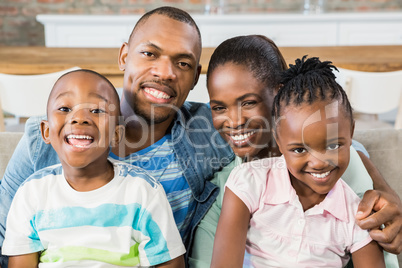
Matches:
[351,240,385,268]
[156,255,185,268]
[9,252,39,268]
[211,188,250,268]
[356,151,402,254]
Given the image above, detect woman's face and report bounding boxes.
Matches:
[208,62,276,160]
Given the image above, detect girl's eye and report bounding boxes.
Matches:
[327,143,340,150]
[91,109,105,114]
[58,107,71,112]
[292,148,307,154]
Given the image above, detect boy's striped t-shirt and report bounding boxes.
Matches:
[2,162,185,267]
[110,134,196,241]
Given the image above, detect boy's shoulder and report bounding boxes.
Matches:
[23,163,63,186]
[110,159,160,189]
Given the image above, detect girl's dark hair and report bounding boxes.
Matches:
[272,56,353,126]
[207,35,288,91]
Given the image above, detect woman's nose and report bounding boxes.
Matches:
[226,107,247,129]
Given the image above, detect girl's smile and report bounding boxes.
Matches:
[275,100,354,206]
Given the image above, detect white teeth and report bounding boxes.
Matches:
[231,131,255,141]
[144,88,170,99]
[67,135,93,140]
[310,170,331,178]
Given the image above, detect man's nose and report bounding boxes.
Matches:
[151,58,177,81]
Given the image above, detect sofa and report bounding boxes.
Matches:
[0,129,401,265]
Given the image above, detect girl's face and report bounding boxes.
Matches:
[208,63,276,160]
[275,100,354,201]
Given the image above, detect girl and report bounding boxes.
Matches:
[189,35,398,267]
[211,56,385,267]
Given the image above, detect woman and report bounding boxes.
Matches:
[188,35,401,267]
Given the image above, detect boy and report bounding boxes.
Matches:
[2,69,185,267]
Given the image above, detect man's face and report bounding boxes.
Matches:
[119,14,202,125]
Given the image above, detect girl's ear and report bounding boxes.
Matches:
[40,120,51,144]
[350,119,355,144]
[118,42,129,71]
[272,126,283,154]
[111,125,125,147]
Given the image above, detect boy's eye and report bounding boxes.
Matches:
[327,143,340,150]
[292,148,307,154]
[91,109,105,114]
[58,107,71,112]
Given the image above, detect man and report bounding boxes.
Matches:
[0,6,400,267]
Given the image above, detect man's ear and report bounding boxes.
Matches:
[111,125,125,147]
[118,42,129,71]
[40,120,51,144]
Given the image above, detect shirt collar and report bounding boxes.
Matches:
[264,156,349,222]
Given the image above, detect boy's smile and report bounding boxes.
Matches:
[41,71,121,175]
[275,100,354,205]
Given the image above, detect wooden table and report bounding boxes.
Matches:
[1,46,402,88]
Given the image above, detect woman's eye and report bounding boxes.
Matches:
[212,106,225,112]
[91,109,105,114]
[58,107,71,112]
[242,101,257,107]
[327,144,340,150]
[293,148,307,154]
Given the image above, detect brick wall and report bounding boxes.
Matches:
[0,0,401,46]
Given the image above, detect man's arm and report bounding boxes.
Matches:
[356,151,402,254]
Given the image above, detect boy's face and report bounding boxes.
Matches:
[118,14,202,125]
[275,100,354,197]
[41,71,121,170]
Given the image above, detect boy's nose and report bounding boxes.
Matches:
[69,108,91,125]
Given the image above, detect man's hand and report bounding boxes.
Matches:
[356,189,402,254]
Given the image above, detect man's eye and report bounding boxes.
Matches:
[293,148,307,154]
[58,107,71,112]
[91,109,105,114]
[178,62,191,69]
[327,144,340,150]
[142,51,154,57]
